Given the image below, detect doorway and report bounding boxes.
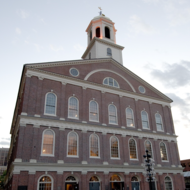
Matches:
[89,176,100,190]
[131,176,140,190]
[65,176,79,190]
[110,174,124,190]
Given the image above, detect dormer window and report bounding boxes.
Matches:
[103,77,119,88]
[105,26,110,39]
[107,48,112,56]
[96,27,100,38]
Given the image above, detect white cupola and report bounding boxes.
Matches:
[82,13,124,65]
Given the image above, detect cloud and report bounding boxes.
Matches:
[25,40,43,52]
[16,27,21,35]
[0,141,10,146]
[74,44,85,51]
[129,15,157,34]
[149,60,190,88]
[17,10,29,19]
[49,45,64,52]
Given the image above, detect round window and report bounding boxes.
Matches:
[70,68,79,77]
[138,86,145,93]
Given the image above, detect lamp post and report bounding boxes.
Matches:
[143,150,155,190]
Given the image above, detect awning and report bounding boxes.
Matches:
[184,172,190,177]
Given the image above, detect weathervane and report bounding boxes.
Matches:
[98,7,102,15]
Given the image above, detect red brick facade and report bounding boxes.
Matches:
[5,59,185,190]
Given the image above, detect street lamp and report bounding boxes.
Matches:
[143,150,155,190]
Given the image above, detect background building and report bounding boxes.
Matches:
[181,159,190,190]
[0,148,9,176]
[5,14,185,190]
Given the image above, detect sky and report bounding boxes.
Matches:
[0,0,190,160]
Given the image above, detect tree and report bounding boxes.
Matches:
[0,170,6,189]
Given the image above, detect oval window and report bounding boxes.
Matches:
[138,86,145,93]
[70,68,79,77]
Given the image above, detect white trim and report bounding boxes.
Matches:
[141,110,150,129]
[68,96,79,119]
[89,133,100,158]
[155,113,164,132]
[129,138,138,160]
[69,68,79,77]
[67,131,79,157]
[44,92,57,116]
[110,136,120,159]
[126,107,135,128]
[41,129,55,156]
[89,100,99,122]
[108,104,118,125]
[164,175,174,190]
[84,69,135,92]
[144,140,154,160]
[159,141,169,162]
[37,174,53,190]
[25,70,171,107]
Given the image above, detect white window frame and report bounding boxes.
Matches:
[128,138,138,161]
[144,140,154,159]
[68,96,79,120]
[38,174,53,190]
[155,113,164,132]
[141,110,150,130]
[160,141,169,162]
[69,68,79,77]
[67,131,79,157]
[110,136,120,159]
[41,129,55,157]
[89,133,100,158]
[44,92,57,116]
[103,77,120,88]
[108,104,118,125]
[126,107,135,128]
[164,176,173,190]
[89,100,99,122]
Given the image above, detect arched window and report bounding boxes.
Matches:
[155,113,163,131]
[41,130,54,155]
[108,105,118,124]
[96,27,100,38]
[160,142,168,161]
[89,101,99,122]
[141,111,149,129]
[90,134,99,157]
[89,52,91,59]
[110,175,121,182]
[67,132,78,156]
[103,77,119,88]
[126,108,134,127]
[107,48,112,56]
[68,97,79,119]
[145,140,153,158]
[45,93,56,115]
[165,176,173,190]
[38,176,53,190]
[129,139,137,159]
[131,176,138,182]
[105,27,110,39]
[90,30,92,41]
[66,176,77,182]
[110,136,119,158]
[90,176,99,182]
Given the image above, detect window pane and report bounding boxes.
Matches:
[145,141,153,158]
[109,78,113,86]
[129,139,137,159]
[45,93,56,114]
[90,101,98,121]
[69,97,78,118]
[111,137,119,158]
[160,142,168,160]
[68,132,78,156]
[90,135,99,157]
[156,114,163,130]
[126,108,134,127]
[165,177,172,190]
[42,130,54,154]
[109,105,117,124]
[104,78,108,85]
[141,111,149,129]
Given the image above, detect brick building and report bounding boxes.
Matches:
[0,148,9,176]
[5,14,185,190]
[181,159,190,189]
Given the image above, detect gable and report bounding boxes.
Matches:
[26,59,172,102]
